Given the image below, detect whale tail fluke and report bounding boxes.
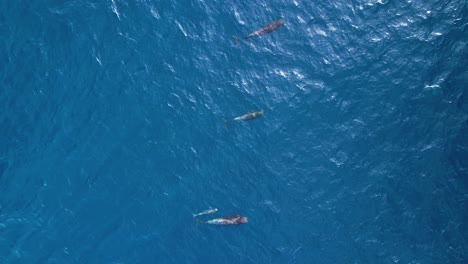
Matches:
[223,119,228,128]
[195,219,204,225]
[233,36,239,45]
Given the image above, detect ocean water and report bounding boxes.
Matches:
[0,0,467,263]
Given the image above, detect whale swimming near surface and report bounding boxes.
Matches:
[196,215,248,225]
[233,19,284,44]
[224,110,264,127]
[192,208,218,218]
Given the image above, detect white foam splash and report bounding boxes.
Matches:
[297,15,306,24]
[176,21,187,37]
[327,23,337,32]
[292,69,304,79]
[316,28,328,36]
[274,68,288,78]
[424,84,440,89]
[150,6,160,19]
[234,8,245,25]
[95,56,102,66]
[110,0,120,20]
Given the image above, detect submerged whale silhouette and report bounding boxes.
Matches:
[224,110,264,127]
[233,19,284,44]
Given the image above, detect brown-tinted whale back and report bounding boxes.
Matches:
[233,19,284,44]
[244,19,284,39]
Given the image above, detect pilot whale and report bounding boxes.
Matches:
[233,19,284,44]
[196,215,248,225]
[224,110,264,127]
[192,208,218,218]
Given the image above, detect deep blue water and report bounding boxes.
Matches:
[1,0,467,263]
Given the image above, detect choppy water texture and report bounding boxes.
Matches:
[1,0,467,263]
